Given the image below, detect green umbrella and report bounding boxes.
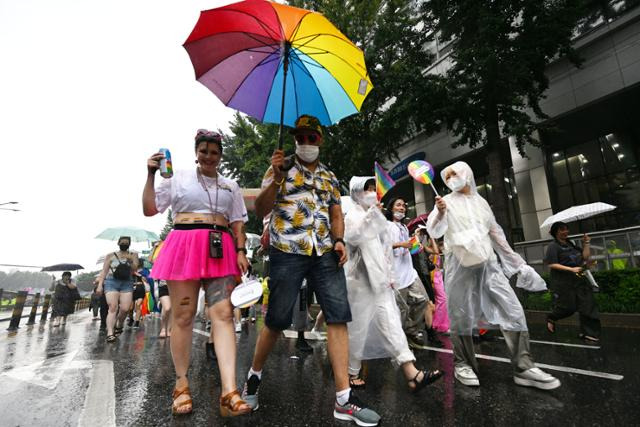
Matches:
[95,226,160,242]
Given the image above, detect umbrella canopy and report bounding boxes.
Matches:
[95,227,160,242]
[42,263,84,272]
[183,0,373,146]
[539,202,617,231]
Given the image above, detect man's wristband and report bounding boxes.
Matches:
[334,238,345,246]
[236,247,247,254]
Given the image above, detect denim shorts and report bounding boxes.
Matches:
[266,248,351,331]
[104,277,134,293]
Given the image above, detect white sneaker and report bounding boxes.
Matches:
[514,367,561,390]
[454,364,480,386]
[235,321,242,333]
[306,329,325,341]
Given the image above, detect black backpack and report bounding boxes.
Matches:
[112,252,132,280]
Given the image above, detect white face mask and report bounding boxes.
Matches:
[446,176,467,192]
[361,191,378,208]
[295,144,319,163]
[393,211,405,221]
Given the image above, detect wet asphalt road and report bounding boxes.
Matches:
[0,310,638,427]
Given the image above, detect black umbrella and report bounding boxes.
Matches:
[41,263,84,272]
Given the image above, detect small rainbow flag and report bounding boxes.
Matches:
[375,162,396,201]
[408,235,422,255]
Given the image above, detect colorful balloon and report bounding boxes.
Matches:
[408,160,435,185]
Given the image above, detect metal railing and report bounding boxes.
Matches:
[514,226,640,274]
[1,288,90,330]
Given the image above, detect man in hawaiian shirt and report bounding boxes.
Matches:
[242,115,380,426]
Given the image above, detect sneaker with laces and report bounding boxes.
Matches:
[333,391,381,426]
[454,364,479,386]
[241,374,261,411]
[514,367,561,390]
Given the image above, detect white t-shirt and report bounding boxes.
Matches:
[387,221,419,289]
[155,169,248,223]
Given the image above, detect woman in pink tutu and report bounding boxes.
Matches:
[143,129,251,417]
[430,249,450,333]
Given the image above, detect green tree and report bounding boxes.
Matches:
[159,209,173,241]
[220,113,276,232]
[424,0,592,239]
[286,0,444,187]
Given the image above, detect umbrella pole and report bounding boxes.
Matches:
[277,43,291,151]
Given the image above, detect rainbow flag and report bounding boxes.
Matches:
[408,235,422,255]
[375,162,396,200]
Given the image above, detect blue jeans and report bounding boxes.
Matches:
[266,248,351,331]
[104,277,133,293]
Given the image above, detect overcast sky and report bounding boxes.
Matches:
[0,0,241,274]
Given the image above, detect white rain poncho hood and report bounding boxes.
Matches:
[426,161,545,334]
[343,176,415,365]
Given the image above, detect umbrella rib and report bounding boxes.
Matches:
[211,7,283,43]
[222,50,283,116]
[290,50,334,125]
[291,35,371,81]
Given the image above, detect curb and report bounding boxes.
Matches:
[525,310,640,329]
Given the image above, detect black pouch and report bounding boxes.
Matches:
[209,230,224,259]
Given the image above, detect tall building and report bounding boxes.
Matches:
[384,3,640,244]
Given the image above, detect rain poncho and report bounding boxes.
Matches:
[426,162,545,334]
[344,177,415,366]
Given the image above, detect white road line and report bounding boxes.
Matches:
[424,345,624,381]
[78,360,116,427]
[497,336,601,350]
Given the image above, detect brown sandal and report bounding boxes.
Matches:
[172,386,193,415]
[219,390,251,417]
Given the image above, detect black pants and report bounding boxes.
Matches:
[99,294,108,327]
[548,275,601,338]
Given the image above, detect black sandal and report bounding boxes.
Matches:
[349,374,366,388]
[408,369,443,393]
[106,335,117,343]
[114,326,124,336]
[546,319,556,334]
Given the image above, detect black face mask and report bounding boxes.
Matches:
[119,244,130,251]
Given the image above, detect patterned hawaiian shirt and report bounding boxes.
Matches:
[261,158,342,256]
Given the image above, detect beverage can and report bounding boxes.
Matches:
[159,148,173,178]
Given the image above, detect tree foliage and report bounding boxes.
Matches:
[0,270,56,292]
[424,0,593,238]
[159,209,173,241]
[287,0,445,185]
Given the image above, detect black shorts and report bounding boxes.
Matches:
[133,284,145,301]
[158,285,169,298]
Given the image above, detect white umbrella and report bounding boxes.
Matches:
[540,202,616,231]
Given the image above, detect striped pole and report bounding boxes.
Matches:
[40,294,52,323]
[7,291,28,331]
[27,293,41,325]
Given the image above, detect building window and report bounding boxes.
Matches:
[547,132,640,232]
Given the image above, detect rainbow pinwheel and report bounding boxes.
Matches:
[183,0,373,148]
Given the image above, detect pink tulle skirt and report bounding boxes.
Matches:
[151,229,240,281]
[431,269,450,333]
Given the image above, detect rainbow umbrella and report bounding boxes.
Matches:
[183,0,373,149]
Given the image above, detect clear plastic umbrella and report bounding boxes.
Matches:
[95,227,160,242]
[539,202,616,231]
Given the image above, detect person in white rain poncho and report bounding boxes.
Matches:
[426,161,560,390]
[344,176,443,391]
